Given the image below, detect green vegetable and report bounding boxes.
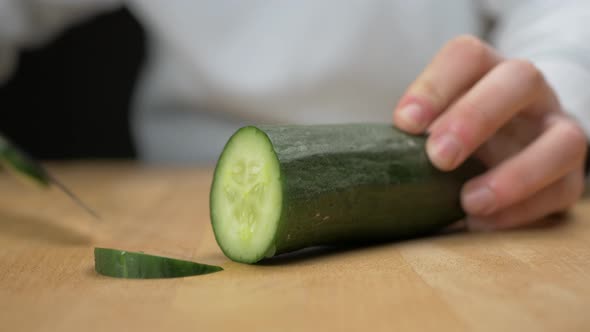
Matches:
[94,248,223,279]
[210,124,485,263]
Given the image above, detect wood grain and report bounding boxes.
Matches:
[1,162,589,332]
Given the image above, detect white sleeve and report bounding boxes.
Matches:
[481,0,590,136]
[0,0,121,83]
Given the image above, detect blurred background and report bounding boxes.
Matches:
[0,8,143,160]
[0,2,485,164]
[1,2,588,166]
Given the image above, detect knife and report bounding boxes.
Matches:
[0,134,101,221]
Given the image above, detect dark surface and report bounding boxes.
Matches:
[0,8,145,160]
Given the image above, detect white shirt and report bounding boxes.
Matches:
[1,0,589,163]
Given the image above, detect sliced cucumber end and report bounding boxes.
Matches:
[211,126,283,263]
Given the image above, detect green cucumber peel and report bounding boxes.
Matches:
[94,247,223,279]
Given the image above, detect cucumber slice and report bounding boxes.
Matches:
[211,124,485,264]
[210,127,283,263]
[94,248,223,279]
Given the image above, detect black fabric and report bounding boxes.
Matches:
[0,7,145,159]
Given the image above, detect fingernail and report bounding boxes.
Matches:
[463,186,496,215]
[397,103,427,132]
[429,134,462,169]
[466,217,496,232]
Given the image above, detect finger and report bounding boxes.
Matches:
[475,113,544,167]
[426,59,547,170]
[394,35,502,133]
[461,116,587,216]
[467,170,585,231]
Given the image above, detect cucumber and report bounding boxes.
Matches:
[210,124,484,263]
[94,248,223,278]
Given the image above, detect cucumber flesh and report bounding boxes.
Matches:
[210,127,282,263]
[94,248,223,279]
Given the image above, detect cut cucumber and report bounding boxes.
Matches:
[210,124,485,263]
[210,127,283,263]
[94,248,223,279]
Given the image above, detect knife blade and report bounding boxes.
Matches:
[0,134,101,221]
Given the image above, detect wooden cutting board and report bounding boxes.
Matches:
[1,162,589,332]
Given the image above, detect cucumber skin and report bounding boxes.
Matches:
[260,124,484,255]
[94,248,223,279]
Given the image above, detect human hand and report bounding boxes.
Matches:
[393,36,587,231]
